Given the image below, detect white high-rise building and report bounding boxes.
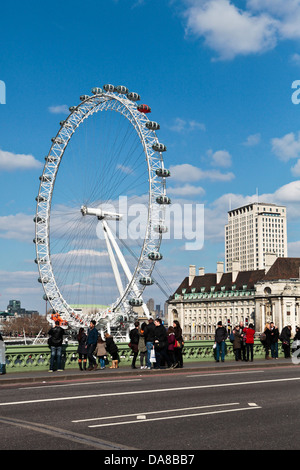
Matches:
[225,202,287,272]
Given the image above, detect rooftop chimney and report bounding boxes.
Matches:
[216,261,224,284]
[198,267,205,276]
[189,265,196,286]
[232,260,240,283]
[265,252,277,273]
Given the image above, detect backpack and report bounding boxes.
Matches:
[229,332,235,343]
[259,332,266,342]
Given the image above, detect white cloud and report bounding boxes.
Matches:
[0,149,42,171]
[116,163,134,174]
[169,163,235,182]
[271,179,300,203]
[0,213,34,241]
[183,0,278,60]
[168,184,205,197]
[168,117,206,132]
[209,149,232,168]
[189,179,300,244]
[51,249,108,268]
[271,131,300,161]
[247,0,300,40]
[243,133,261,146]
[48,104,69,114]
[290,53,300,66]
[291,159,300,176]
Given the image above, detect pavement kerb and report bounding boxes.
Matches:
[0,358,298,386]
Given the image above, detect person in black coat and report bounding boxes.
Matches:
[261,323,272,359]
[270,322,279,359]
[105,333,119,368]
[154,318,171,369]
[214,321,228,362]
[129,321,140,369]
[48,320,66,371]
[77,327,87,370]
[280,325,292,358]
[173,320,184,368]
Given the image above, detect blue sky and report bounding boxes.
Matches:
[1,0,300,314]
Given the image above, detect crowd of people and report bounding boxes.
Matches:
[260,322,300,359]
[76,320,120,371]
[214,320,300,363]
[47,317,300,371]
[128,318,184,370]
[47,317,184,371]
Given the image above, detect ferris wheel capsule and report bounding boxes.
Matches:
[148,252,163,261]
[45,156,58,163]
[43,294,53,301]
[137,104,151,114]
[35,195,47,202]
[115,85,128,94]
[127,92,140,101]
[139,277,154,286]
[152,142,167,152]
[129,298,143,307]
[103,84,115,92]
[60,120,73,128]
[69,106,77,112]
[80,95,89,101]
[39,175,52,183]
[145,121,160,130]
[51,137,64,144]
[155,168,170,177]
[156,195,171,205]
[91,87,103,95]
[33,216,46,224]
[153,223,168,234]
[35,257,47,264]
[33,237,46,244]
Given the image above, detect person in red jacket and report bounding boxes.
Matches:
[244,323,255,362]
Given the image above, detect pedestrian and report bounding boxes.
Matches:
[292,326,300,355]
[167,326,177,368]
[86,320,98,371]
[270,322,279,359]
[244,323,255,362]
[280,325,292,358]
[129,321,140,369]
[144,317,155,369]
[214,321,228,362]
[105,332,120,368]
[94,335,107,369]
[154,318,171,368]
[77,327,87,371]
[138,322,147,369]
[173,320,184,368]
[238,321,246,361]
[0,332,6,375]
[48,320,66,372]
[232,325,242,361]
[260,322,272,359]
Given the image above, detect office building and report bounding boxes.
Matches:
[225,202,287,272]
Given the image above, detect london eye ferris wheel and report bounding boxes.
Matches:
[34,83,171,336]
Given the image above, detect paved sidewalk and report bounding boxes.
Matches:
[0,357,297,385]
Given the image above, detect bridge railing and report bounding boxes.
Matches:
[2,340,284,372]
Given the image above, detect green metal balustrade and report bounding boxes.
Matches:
[1,340,284,372]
